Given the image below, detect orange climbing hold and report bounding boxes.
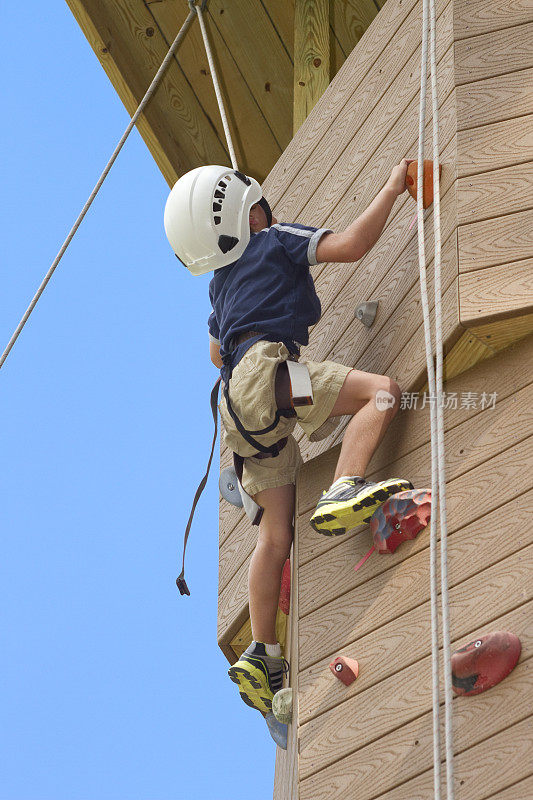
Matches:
[405,159,442,209]
[330,656,359,686]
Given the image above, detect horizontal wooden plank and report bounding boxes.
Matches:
[298,385,533,616]
[300,641,532,778]
[457,114,533,177]
[457,162,533,225]
[482,776,533,800]
[459,259,533,325]
[458,208,533,272]
[298,575,533,725]
[264,0,434,206]
[453,0,533,40]
[300,682,533,799]
[457,67,533,134]
[367,718,533,800]
[467,317,533,350]
[455,22,533,86]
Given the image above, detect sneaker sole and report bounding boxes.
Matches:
[310,479,413,536]
[228,663,273,715]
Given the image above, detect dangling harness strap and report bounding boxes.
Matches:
[176,378,222,596]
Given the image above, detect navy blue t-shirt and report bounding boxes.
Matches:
[208,223,331,376]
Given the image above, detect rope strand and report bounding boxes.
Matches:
[416,0,442,795]
[0,9,196,371]
[429,0,455,792]
[417,0,455,795]
[194,3,238,169]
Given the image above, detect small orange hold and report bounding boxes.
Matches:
[329,656,359,686]
[405,160,442,209]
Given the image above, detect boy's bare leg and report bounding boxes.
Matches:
[248,483,295,644]
[328,369,402,480]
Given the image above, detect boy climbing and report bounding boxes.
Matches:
[164,158,413,725]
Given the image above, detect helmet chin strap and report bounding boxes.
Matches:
[258,196,272,227]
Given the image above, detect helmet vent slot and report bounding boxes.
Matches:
[213,202,222,212]
[214,216,221,225]
[214,190,225,199]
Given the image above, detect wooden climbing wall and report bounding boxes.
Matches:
[217,0,533,669]
[269,0,533,795]
[279,333,532,798]
[217,0,462,663]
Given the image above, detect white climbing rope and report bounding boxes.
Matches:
[416,0,455,796]
[429,0,455,790]
[415,1,442,796]
[192,2,238,170]
[0,8,196,371]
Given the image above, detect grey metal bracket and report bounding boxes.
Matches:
[355,300,379,327]
[219,468,243,508]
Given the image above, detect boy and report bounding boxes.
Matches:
[164,158,413,720]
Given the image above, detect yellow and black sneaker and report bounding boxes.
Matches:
[228,641,289,715]
[310,475,413,536]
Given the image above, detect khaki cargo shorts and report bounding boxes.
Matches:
[219,340,352,497]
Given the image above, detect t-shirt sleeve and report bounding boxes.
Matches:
[208,282,220,343]
[272,223,333,267]
[208,314,220,344]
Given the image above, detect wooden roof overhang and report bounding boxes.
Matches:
[66,0,384,186]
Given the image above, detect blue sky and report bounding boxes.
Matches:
[1,3,276,798]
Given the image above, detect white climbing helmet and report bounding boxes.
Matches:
[164,164,262,275]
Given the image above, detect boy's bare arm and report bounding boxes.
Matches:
[315,159,412,264]
[210,339,223,368]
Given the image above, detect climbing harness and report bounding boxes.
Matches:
[0,7,197,370]
[416,0,454,795]
[178,352,315,594]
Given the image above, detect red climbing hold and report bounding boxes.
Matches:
[451,631,522,696]
[370,488,431,555]
[278,558,291,615]
[405,160,442,209]
[329,656,359,686]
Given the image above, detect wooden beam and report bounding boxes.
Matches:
[294,0,331,134]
